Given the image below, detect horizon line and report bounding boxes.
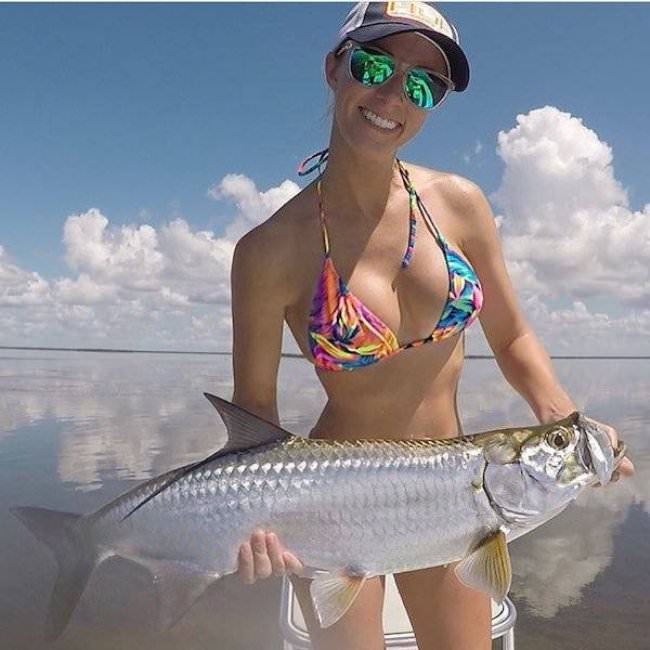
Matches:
[1,345,649,360]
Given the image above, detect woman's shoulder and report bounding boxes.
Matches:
[405,161,489,216]
[232,181,318,293]
[401,160,481,199]
[402,161,494,247]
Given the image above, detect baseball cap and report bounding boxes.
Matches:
[333,1,470,92]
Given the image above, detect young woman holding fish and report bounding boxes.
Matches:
[230,3,635,649]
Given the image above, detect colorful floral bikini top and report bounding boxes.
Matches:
[297,148,483,372]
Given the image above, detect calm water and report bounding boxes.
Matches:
[0,350,648,649]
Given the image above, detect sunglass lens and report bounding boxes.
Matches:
[406,69,448,110]
[350,48,394,86]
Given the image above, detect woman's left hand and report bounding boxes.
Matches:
[584,417,635,487]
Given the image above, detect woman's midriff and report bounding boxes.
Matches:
[308,335,466,442]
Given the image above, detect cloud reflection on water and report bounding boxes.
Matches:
[0,350,648,644]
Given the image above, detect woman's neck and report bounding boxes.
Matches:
[318,131,407,226]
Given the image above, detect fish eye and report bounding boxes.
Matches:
[546,428,571,450]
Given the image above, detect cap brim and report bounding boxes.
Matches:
[344,24,469,92]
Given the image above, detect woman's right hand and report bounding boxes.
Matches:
[238,529,304,584]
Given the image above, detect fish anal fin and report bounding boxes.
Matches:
[454,530,511,603]
[309,572,367,628]
[141,558,218,629]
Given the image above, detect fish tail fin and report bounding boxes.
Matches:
[11,506,97,641]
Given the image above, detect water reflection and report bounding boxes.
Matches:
[0,350,647,648]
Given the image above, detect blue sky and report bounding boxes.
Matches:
[1,2,649,354]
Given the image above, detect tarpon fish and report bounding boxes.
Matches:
[12,393,626,638]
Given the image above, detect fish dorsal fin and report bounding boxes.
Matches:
[310,572,367,628]
[203,392,293,452]
[454,530,511,603]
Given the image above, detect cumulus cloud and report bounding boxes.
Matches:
[471,105,650,355]
[0,245,51,307]
[0,174,300,350]
[492,106,649,304]
[64,209,165,291]
[208,172,300,242]
[54,273,119,305]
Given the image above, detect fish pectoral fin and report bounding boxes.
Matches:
[309,572,367,628]
[454,530,511,603]
[142,558,219,629]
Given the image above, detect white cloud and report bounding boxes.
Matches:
[462,138,484,165]
[0,174,300,350]
[0,245,51,306]
[466,105,650,355]
[491,106,649,306]
[208,172,300,242]
[54,273,118,305]
[63,209,165,291]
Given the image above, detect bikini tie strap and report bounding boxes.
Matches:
[297,148,329,177]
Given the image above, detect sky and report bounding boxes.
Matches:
[0,1,649,356]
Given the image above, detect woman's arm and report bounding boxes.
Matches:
[229,222,304,582]
[450,175,634,481]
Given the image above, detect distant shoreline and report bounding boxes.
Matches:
[0,345,649,360]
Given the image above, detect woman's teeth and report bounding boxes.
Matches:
[360,107,399,131]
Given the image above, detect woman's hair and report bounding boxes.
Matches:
[321,93,335,127]
[319,47,339,128]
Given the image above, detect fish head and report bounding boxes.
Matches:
[519,412,625,489]
[481,412,625,527]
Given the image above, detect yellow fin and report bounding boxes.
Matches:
[454,530,511,603]
[310,572,367,628]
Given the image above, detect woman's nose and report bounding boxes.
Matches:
[373,70,406,103]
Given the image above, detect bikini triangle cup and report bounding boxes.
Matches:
[297,148,483,372]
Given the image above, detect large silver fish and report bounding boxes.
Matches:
[12,393,626,638]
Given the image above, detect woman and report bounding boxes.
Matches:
[229,3,635,649]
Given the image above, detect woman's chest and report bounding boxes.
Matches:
[286,215,469,359]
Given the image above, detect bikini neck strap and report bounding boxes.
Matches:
[297,147,415,196]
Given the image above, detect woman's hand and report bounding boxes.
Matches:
[238,529,304,584]
[584,416,635,487]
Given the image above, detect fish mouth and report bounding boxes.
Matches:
[578,415,626,485]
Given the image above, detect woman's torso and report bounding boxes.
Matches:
[277,162,477,441]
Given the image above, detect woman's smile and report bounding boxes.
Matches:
[358,106,402,133]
